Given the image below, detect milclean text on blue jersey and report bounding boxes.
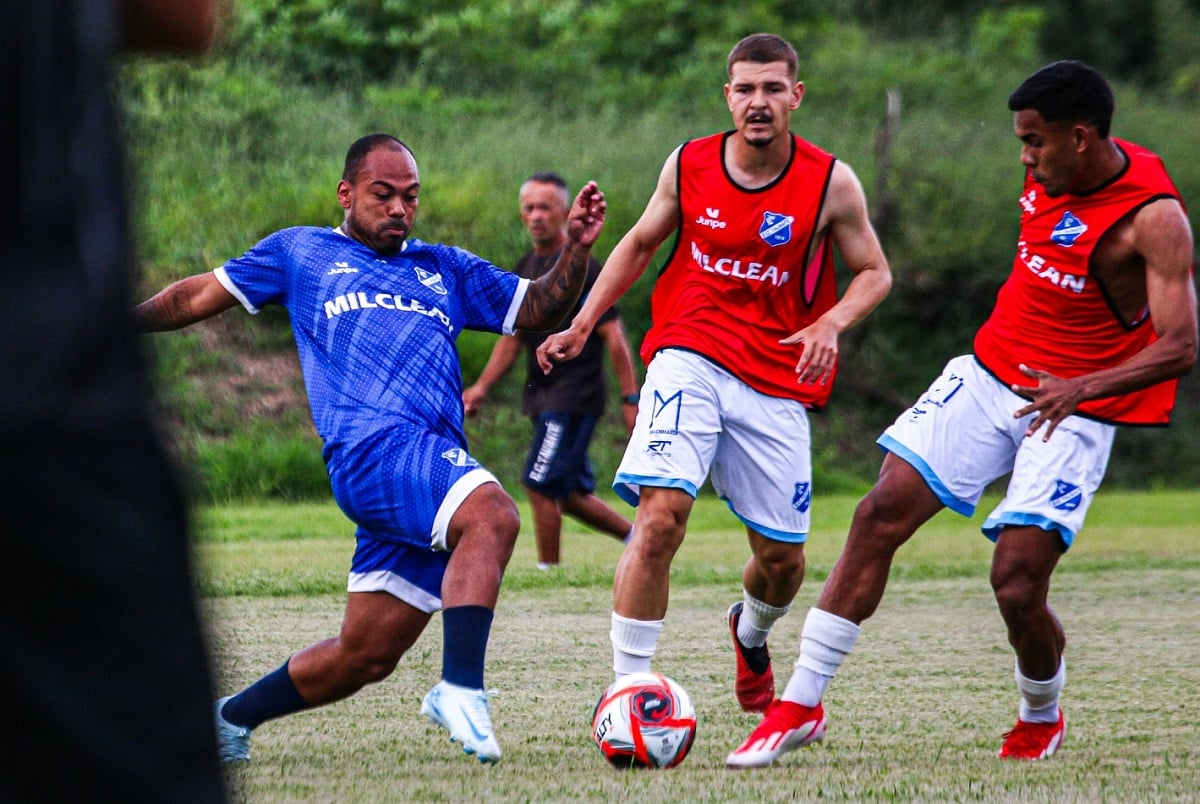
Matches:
[324,290,454,332]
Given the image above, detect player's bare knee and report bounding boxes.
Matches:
[753,540,804,581]
[991,574,1042,626]
[851,491,911,551]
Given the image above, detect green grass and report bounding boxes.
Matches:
[198,491,1200,801]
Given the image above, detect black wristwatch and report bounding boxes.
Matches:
[621,393,640,405]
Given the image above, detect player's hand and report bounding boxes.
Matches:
[1010,363,1085,441]
[462,385,485,417]
[536,326,588,374]
[566,181,606,249]
[780,319,839,385]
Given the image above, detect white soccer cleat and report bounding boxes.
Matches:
[420,680,502,764]
[726,699,826,768]
[214,695,252,763]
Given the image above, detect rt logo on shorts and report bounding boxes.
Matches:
[792,482,811,513]
[441,448,478,468]
[1050,480,1082,511]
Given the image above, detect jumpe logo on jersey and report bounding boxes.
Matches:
[1050,211,1088,247]
[759,211,794,247]
[1050,480,1082,512]
[696,207,727,229]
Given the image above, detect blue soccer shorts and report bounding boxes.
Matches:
[326,422,501,612]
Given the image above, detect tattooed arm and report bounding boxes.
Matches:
[132,273,240,332]
[537,149,679,373]
[513,181,606,331]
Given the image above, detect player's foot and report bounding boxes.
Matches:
[998,709,1066,760]
[421,680,502,764]
[728,601,774,713]
[725,699,826,769]
[214,696,251,763]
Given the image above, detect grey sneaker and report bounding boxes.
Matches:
[420,681,501,763]
[214,695,251,763]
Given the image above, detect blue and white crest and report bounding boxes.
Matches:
[441,448,477,468]
[759,212,794,247]
[415,266,447,294]
[792,482,812,513]
[1050,211,1088,247]
[1050,480,1082,511]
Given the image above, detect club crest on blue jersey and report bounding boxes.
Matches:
[440,448,477,468]
[759,211,794,247]
[1050,211,1088,247]
[1050,480,1082,511]
[415,267,447,294]
[792,482,812,513]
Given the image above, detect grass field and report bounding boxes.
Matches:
[197,491,1200,802]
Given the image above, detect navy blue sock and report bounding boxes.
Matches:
[441,605,494,689]
[220,660,308,729]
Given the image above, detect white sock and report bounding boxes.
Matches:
[782,608,861,707]
[1016,658,1065,723]
[610,612,663,678]
[736,591,789,649]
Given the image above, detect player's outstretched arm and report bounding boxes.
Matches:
[133,273,240,332]
[536,152,681,374]
[515,181,606,332]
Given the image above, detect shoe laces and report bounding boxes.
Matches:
[463,688,498,721]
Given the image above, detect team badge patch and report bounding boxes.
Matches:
[441,448,477,467]
[759,211,794,247]
[415,267,448,294]
[792,482,812,513]
[1050,211,1088,247]
[1050,480,1082,511]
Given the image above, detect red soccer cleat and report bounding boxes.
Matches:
[728,601,774,713]
[725,699,827,768]
[998,709,1066,760]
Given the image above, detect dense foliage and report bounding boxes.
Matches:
[122,1,1200,500]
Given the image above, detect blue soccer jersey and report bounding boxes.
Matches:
[215,226,526,448]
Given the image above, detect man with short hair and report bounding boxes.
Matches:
[536,32,892,759]
[731,60,1196,767]
[134,135,607,765]
[463,172,638,569]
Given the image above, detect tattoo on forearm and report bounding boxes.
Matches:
[520,251,588,330]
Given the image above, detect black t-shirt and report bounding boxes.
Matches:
[515,250,619,417]
[1,0,155,440]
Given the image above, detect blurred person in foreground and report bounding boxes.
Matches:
[731,60,1197,767]
[0,0,227,800]
[535,32,892,758]
[463,171,639,570]
[134,134,606,765]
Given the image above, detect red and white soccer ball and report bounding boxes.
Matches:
[591,672,698,769]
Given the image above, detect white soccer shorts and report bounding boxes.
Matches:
[880,354,1115,548]
[614,348,813,542]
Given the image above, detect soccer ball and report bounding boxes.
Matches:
[591,672,697,769]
